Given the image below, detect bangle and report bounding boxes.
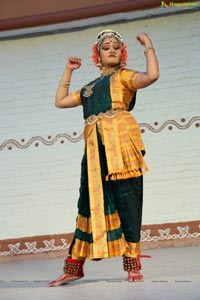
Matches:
[59,79,70,88]
[144,45,154,56]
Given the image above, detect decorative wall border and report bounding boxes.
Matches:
[0,116,199,152]
[0,221,199,262]
[0,133,83,152]
[140,116,200,133]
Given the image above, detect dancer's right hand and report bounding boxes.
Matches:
[66,56,82,70]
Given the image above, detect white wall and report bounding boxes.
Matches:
[0,11,200,239]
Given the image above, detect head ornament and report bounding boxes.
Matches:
[95,29,123,46]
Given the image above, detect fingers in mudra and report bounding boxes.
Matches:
[136,33,152,46]
[69,57,81,69]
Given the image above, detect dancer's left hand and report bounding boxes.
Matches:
[136,33,153,47]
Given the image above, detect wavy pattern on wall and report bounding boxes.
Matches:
[140,116,200,133]
[0,116,199,151]
[0,133,83,151]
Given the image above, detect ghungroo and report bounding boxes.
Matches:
[63,257,84,277]
[123,256,141,272]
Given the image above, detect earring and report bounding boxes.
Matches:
[96,61,103,67]
[119,62,126,67]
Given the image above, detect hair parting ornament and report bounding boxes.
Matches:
[92,29,128,68]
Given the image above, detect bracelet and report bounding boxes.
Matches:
[144,45,154,56]
[59,79,70,88]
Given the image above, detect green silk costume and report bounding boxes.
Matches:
[70,68,148,259]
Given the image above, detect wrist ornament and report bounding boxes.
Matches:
[59,79,70,88]
[144,45,155,56]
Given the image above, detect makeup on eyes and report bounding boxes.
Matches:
[101,41,121,51]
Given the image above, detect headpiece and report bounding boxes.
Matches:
[95,29,123,48]
[92,29,128,68]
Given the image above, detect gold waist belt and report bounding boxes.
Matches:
[85,108,126,125]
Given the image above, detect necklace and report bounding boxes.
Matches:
[100,67,119,78]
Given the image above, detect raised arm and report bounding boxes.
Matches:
[55,57,81,108]
[135,33,159,89]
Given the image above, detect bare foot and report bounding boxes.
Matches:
[128,270,144,282]
[48,273,83,287]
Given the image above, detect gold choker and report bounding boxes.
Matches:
[101,67,119,78]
